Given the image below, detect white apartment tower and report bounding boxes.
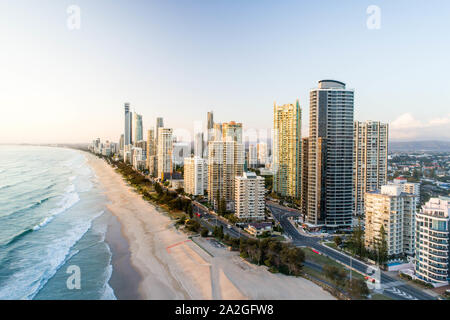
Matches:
[184,156,207,196]
[353,121,389,217]
[415,197,450,285]
[235,172,265,220]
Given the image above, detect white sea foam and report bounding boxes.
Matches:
[0,211,106,300]
[32,187,80,231]
[100,264,117,300]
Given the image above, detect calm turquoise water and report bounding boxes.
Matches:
[0,146,116,300]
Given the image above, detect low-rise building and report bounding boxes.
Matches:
[245,222,273,236]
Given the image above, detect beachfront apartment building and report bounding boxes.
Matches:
[208,140,244,212]
[157,128,173,179]
[306,80,354,229]
[234,172,265,220]
[184,156,207,196]
[415,197,450,285]
[272,100,301,199]
[364,184,418,257]
[353,121,389,217]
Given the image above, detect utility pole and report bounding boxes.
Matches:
[350,256,352,281]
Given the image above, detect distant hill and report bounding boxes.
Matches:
[389,141,450,153]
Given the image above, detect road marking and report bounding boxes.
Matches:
[380,281,405,289]
[384,287,418,300]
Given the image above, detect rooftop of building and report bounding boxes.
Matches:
[318,79,346,89]
[247,222,272,229]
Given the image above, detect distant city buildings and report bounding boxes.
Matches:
[221,121,243,143]
[306,80,354,229]
[415,197,450,285]
[248,144,258,169]
[235,172,265,220]
[207,111,214,143]
[194,132,204,158]
[133,113,143,145]
[184,156,207,196]
[272,100,301,199]
[353,121,389,217]
[257,142,268,166]
[172,142,191,166]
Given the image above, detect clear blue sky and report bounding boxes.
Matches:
[0,0,449,143]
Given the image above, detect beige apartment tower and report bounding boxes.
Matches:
[157,128,173,179]
[365,184,418,257]
[272,100,301,199]
[146,128,157,176]
[354,121,389,217]
[208,140,244,211]
[184,156,207,196]
[301,137,309,217]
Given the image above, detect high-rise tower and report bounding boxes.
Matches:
[307,80,354,229]
[273,100,301,199]
[133,113,143,145]
[124,103,132,147]
[353,121,389,217]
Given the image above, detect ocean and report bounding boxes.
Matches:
[0,145,117,300]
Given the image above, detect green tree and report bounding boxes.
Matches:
[334,236,342,247]
[377,225,388,266]
[323,265,347,288]
[349,218,365,258]
[200,228,209,237]
[346,279,370,300]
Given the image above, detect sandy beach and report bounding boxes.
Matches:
[86,152,335,300]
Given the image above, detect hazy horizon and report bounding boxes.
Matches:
[1,0,449,144]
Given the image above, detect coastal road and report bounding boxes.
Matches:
[267,202,436,301]
[192,202,247,239]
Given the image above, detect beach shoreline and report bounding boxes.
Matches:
[104,211,142,300]
[84,151,336,300]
